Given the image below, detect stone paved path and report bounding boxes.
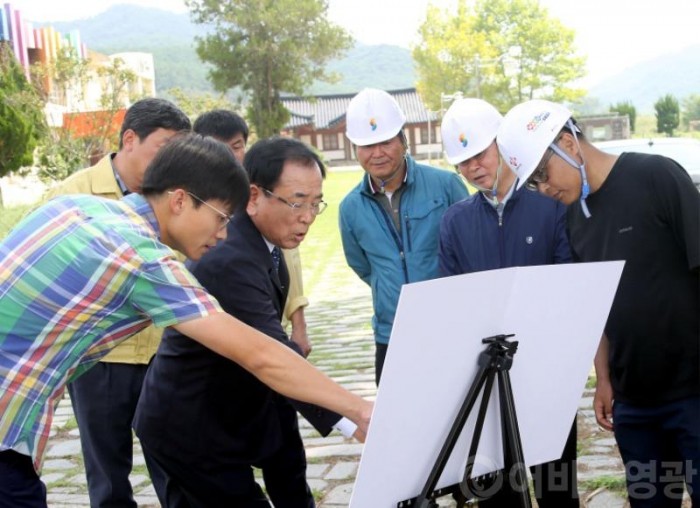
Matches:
[41,241,652,507]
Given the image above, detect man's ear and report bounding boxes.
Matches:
[168,188,188,216]
[121,129,138,152]
[246,184,261,216]
[560,132,579,156]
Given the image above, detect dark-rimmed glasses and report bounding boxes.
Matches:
[524,149,555,191]
[261,188,328,216]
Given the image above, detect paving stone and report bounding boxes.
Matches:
[586,488,627,508]
[41,472,66,485]
[46,439,82,457]
[592,437,618,447]
[43,458,77,470]
[324,462,357,480]
[578,455,624,469]
[305,443,364,459]
[307,462,330,478]
[320,483,354,504]
[579,396,594,408]
[305,435,347,447]
[129,474,150,487]
[308,478,329,492]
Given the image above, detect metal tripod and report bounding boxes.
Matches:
[398,334,532,508]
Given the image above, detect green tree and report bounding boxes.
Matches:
[655,94,680,137]
[167,87,238,119]
[610,101,636,134]
[187,0,352,138]
[0,41,46,207]
[31,47,138,183]
[413,0,586,113]
[681,94,700,130]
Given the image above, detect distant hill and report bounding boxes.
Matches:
[42,4,697,112]
[309,44,415,94]
[588,44,700,114]
[44,5,213,93]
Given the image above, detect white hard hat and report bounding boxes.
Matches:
[441,98,503,165]
[497,99,572,189]
[346,88,406,146]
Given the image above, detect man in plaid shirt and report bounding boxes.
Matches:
[0,133,373,507]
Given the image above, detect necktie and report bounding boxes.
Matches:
[271,247,281,273]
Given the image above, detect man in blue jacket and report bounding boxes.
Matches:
[339,88,468,385]
[438,98,577,507]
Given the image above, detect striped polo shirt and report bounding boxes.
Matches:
[0,193,222,471]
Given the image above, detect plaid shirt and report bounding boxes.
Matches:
[0,193,222,471]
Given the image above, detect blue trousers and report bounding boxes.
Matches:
[0,450,47,508]
[613,396,700,507]
[68,362,167,508]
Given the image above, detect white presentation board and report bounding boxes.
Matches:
[350,261,624,507]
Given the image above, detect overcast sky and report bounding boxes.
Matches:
[14,0,700,86]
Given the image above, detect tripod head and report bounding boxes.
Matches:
[479,334,518,371]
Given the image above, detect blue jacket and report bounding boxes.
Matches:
[438,186,571,276]
[339,156,468,344]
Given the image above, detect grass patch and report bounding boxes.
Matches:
[299,168,364,295]
[63,416,79,432]
[580,474,627,492]
[0,203,34,240]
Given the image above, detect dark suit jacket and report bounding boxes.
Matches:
[133,213,341,468]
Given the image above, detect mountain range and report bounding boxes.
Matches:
[44,4,699,114]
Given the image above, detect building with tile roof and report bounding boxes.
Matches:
[281,88,443,165]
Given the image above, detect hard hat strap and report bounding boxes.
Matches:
[549,120,591,218]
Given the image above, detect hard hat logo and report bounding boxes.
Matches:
[497,99,572,191]
[370,118,377,131]
[526,111,551,131]
[440,98,503,165]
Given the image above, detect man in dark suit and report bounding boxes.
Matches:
[133,137,353,507]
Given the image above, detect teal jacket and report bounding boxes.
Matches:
[339,156,468,344]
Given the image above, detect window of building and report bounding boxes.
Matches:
[322,133,339,150]
[419,125,436,144]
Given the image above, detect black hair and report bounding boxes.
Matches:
[141,133,249,213]
[119,98,192,149]
[193,109,249,143]
[560,117,585,139]
[242,137,326,190]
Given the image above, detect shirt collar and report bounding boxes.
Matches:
[110,154,131,196]
[122,193,161,239]
[262,236,276,253]
[366,164,409,195]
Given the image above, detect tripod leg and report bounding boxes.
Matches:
[498,368,532,508]
[412,363,492,508]
[459,369,500,502]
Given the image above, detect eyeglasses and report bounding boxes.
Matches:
[261,188,328,216]
[186,191,232,230]
[525,148,555,191]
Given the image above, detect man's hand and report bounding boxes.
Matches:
[352,426,367,443]
[291,326,312,358]
[594,377,614,431]
[352,399,373,443]
[289,307,312,357]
